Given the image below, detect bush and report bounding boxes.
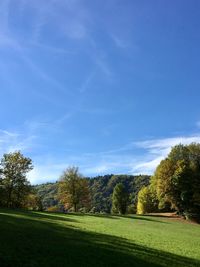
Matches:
[47,206,61,213]
[127,204,136,214]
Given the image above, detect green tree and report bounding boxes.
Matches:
[112,183,128,215]
[137,184,158,214]
[151,143,200,216]
[58,167,90,212]
[0,151,33,208]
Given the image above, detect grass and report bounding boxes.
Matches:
[0,209,199,267]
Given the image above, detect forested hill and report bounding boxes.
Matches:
[34,174,150,213]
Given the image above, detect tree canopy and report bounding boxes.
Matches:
[112,183,128,215]
[58,167,91,212]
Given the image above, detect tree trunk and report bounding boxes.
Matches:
[74,203,77,212]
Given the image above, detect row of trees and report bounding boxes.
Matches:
[137,143,200,220]
[0,151,135,214]
[1,143,199,219]
[34,173,149,213]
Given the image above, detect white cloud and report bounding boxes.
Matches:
[131,135,200,174]
[131,157,164,175]
[135,136,200,154]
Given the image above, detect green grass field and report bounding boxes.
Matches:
[0,209,199,267]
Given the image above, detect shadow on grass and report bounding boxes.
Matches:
[69,212,120,219]
[0,210,199,267]
[68,212,167,223]
[117,214,168,223]
[0,208,78,223]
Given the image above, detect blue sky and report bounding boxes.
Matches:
[0,0,200,184]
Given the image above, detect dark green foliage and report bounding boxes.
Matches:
[34,182,59,210]
[88,174,113,213]
[112,183,128,214]
[131,175,151,206]
[89,174,150,213]
[35,174,150,213]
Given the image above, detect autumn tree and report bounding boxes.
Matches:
[25,193,43,211]
[58,167,90,212]
[0,151,33,208]
[111,183,128,215]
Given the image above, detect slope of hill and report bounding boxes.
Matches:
[34,174,150,212]
[0,209,199,267]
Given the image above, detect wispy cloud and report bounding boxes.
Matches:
[79,71,95,93]
[131,135,200,174]
[0,0,88,99]
[95,58,113,78]
[22,0,89,42]
[0,128,36,156]
[111,34,129,48]
[21,54,69,95]
[30,41,73,55]
[135,136,200,154]
[1,122,200,184]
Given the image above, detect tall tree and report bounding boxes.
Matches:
[112,183,128,215]
[58,167,90,212]
[152,143,200,215]
[0,151,33,208]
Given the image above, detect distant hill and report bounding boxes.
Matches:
[34,174,150,213]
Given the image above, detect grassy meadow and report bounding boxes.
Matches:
[0,209,199,267]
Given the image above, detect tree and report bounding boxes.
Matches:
[25,193,43,211]
[0,151,33,208]
[152,158,176,210]
[111,183,128,215]
[137,185,158,214]
[151,143,200,216]
[58,167,90,212]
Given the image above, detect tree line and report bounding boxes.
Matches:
[35,173,149,213]
[0,143,200,221]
